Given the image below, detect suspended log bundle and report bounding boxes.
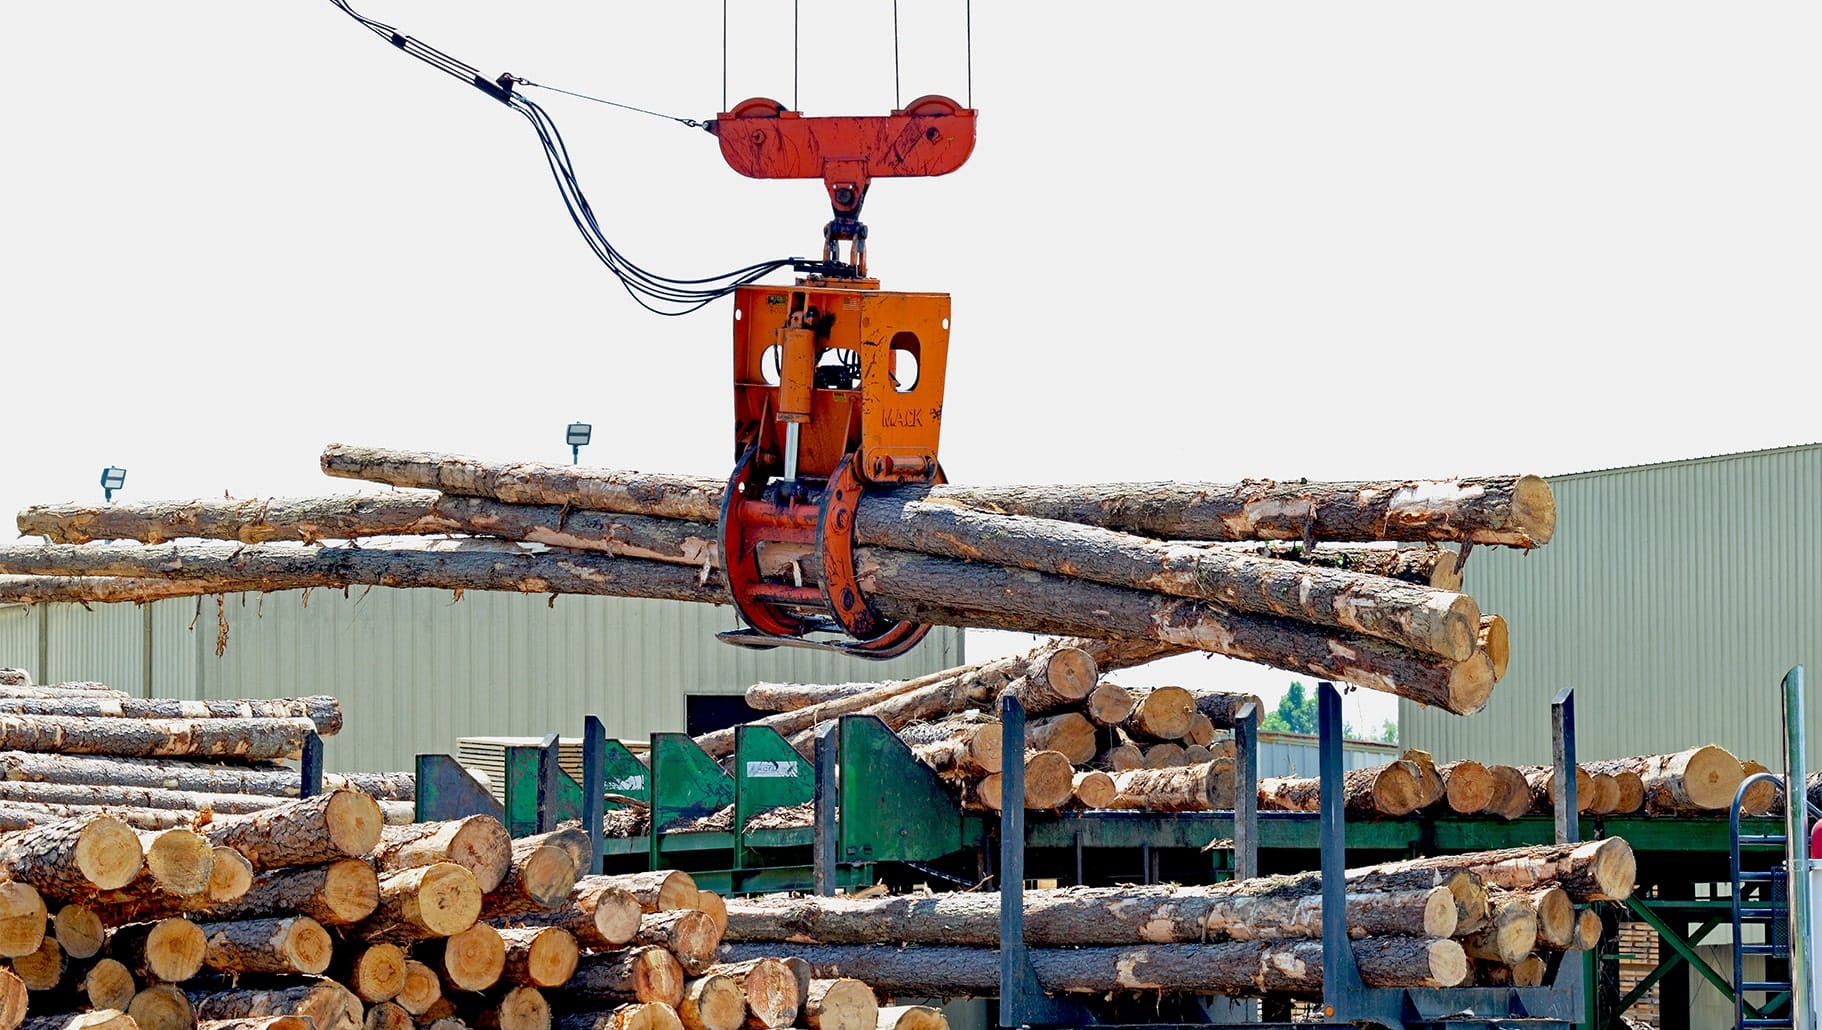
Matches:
[0,444,1562,715]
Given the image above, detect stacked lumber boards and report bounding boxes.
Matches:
[0,672,412,832]
[0,798,874,1030]
[718,838,1636,999]
[2,444,1561,715]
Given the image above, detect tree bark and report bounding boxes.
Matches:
[197,1019,316,1030]
[722,884,1457,946]
[577,872,699,915]
[107,918,206,984]
[566,947,685,1007]
[320,446,1553,548]
[483,841,580,919]
[0,780,280,815]
[0,696,340,735]
[374,817,513,896]
[361,1002,412,1030]
[902,714,1002,778]
[1204,542,1464,590]
[997,648,1097,715]
[635,911,722,974]
[1259,763,1424,818]
[0,751,303,796]
[0,714,317,761]
[196,916,332,976]
[499,926,580,989]
[1330,840,1636,903]
[191,980,363,1030]
[495,881,642,951]
[1111,762,1234,812]
[0,814,144,897]
[333,771,415,801]
[1585,748,1742,813]
[204,790,384,871]
[720,936,1468,995]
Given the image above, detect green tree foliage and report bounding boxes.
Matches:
[1260,681,1398,742]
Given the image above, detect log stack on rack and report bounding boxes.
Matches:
[0,793,903,1030]
[1,444,1560,716]
[0,673,412,832]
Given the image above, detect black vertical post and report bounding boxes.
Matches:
[582,716,606,874]
[1319,682,1348,1016]
[1552,688,1578,845]
[535,732,560,834]
[1234,701,1259,881]
[997,694,1076,1028]
[300,732,324,799]
[813,721,839,897]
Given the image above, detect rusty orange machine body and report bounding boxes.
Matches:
[710,96,975,657]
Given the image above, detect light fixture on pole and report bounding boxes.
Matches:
[100,466,128,503]
[566,422,592,465]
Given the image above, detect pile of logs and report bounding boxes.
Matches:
[0,444,1561,714]
[1261,743,1764,820]
[716,838,1637,996]
[0,798,920,1030]
[0,671,413,832]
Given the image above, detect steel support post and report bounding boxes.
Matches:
[582,715,606,874]
[1234,702,1259,881]
[301,731,324,798]
[536,732,560,834]
[813,721,839,898]
[997,695,1080,1028]
[1785,665,1812,1030]
[1553,688,1577,845]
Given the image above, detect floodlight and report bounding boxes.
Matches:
[567,422,592,464]
[100,466,127,502]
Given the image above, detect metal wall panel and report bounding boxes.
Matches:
[1256,732,1400,779]
[0,605,39,679]
[126,589,963,773]
[1402,444,1822,765]
[46,601,144,693]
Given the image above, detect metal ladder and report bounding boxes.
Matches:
[1732,772,1797,1028]
[1731,665,1815,1030]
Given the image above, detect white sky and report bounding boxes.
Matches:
[5,3,1819,728]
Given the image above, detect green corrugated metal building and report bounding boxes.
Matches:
[1402,442,1821,765]
[0,591,961,773]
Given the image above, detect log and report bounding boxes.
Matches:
[1113,761,1236,812]
[1478,615,1508,680]
[568,947,685,1006]
[1098,743,1143,773]
[744,682,881,713]
[22,1006,136,1028]
[1071,771,1118,809]
[1182,744,1213,764]
[1400,751,1445,810]
[17,494,483,546]
[875,1009,944,1030]
[1259,763,1424,818]
[499,926,579,989]
[0,696,340,735]
[1437,761,1497,815]
[364,862,482,940]
[0,970,21,1030]
[0,751,303,796]
[961,774,1002,812]
[127,985,194,1030]
[1015,751,1078,810]
[1498,885,1576,950]
[203,790,383,870]
[374,817,514,895]
[332,771,416,801]
[477,987,548,1030]
[0,815,144,897]
[363,1003,413,1030]
[1740,761,1778,817]
[634,910,721,973]
[1025,713,1096,766]
[0,801,207,833]
[679,973,746,1030]
[1206,542,1463,590]
[1142,743,1188,769]
[935,474,1556,547]
[430,921,506,992]
[1521,766,1594,814]
[344,943,409,1003]
[997,648,1097,715]
[1461,893,1537,966]
[196,915,333,975]
[191,981,363,1030]
[1587,747,1743,813]
[898,714,1002,778]
[721,882,1456,947]
[12,935,65,991]
[0,671,25,686]
[495,881,642,950]
[803,980,876,1030]
[1183,713,1217,746]
[1121,687,1196,742]
[200,856,380,926]
[1587,772,1621,815]
[1482,765,1535,821]
[720,937,1469,994]
[577,872,698,915]
[0,714,316,761]
[1354,840,1635,903]
[54,903,105,960]
[136,829,216,898]
[197,1020,314,1030]
[396,960,444,1015]
[1576,908,1603,951]
[1084,684,1135,728]
[483,840,580,918]
[559,1005,678,1030]
[0,881,47,958]
[81,959,137,1012]
[703,959,798,1029]
[108,917,207,983]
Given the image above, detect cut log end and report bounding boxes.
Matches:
[1444,652,1496,716]
[326,789,386,856]
[0,882,47,958]
[208,846,255,904]
[1510,475,1557,546]
[398,959,444,1015]
[353,942,410,1003]
[1425,938,1470,988]
[682,973,747,1030]
[81,816,148,891]
[441,921,507,992]
[83,957,137,1012]
[876,1007,946,1030]
[128,984,195,1030]
[805,978,877,1030]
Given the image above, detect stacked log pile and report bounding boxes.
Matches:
[716,837,1637,996]
[0,797,886,1030]
[0,672,414,832]
[1,444,1562,715]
